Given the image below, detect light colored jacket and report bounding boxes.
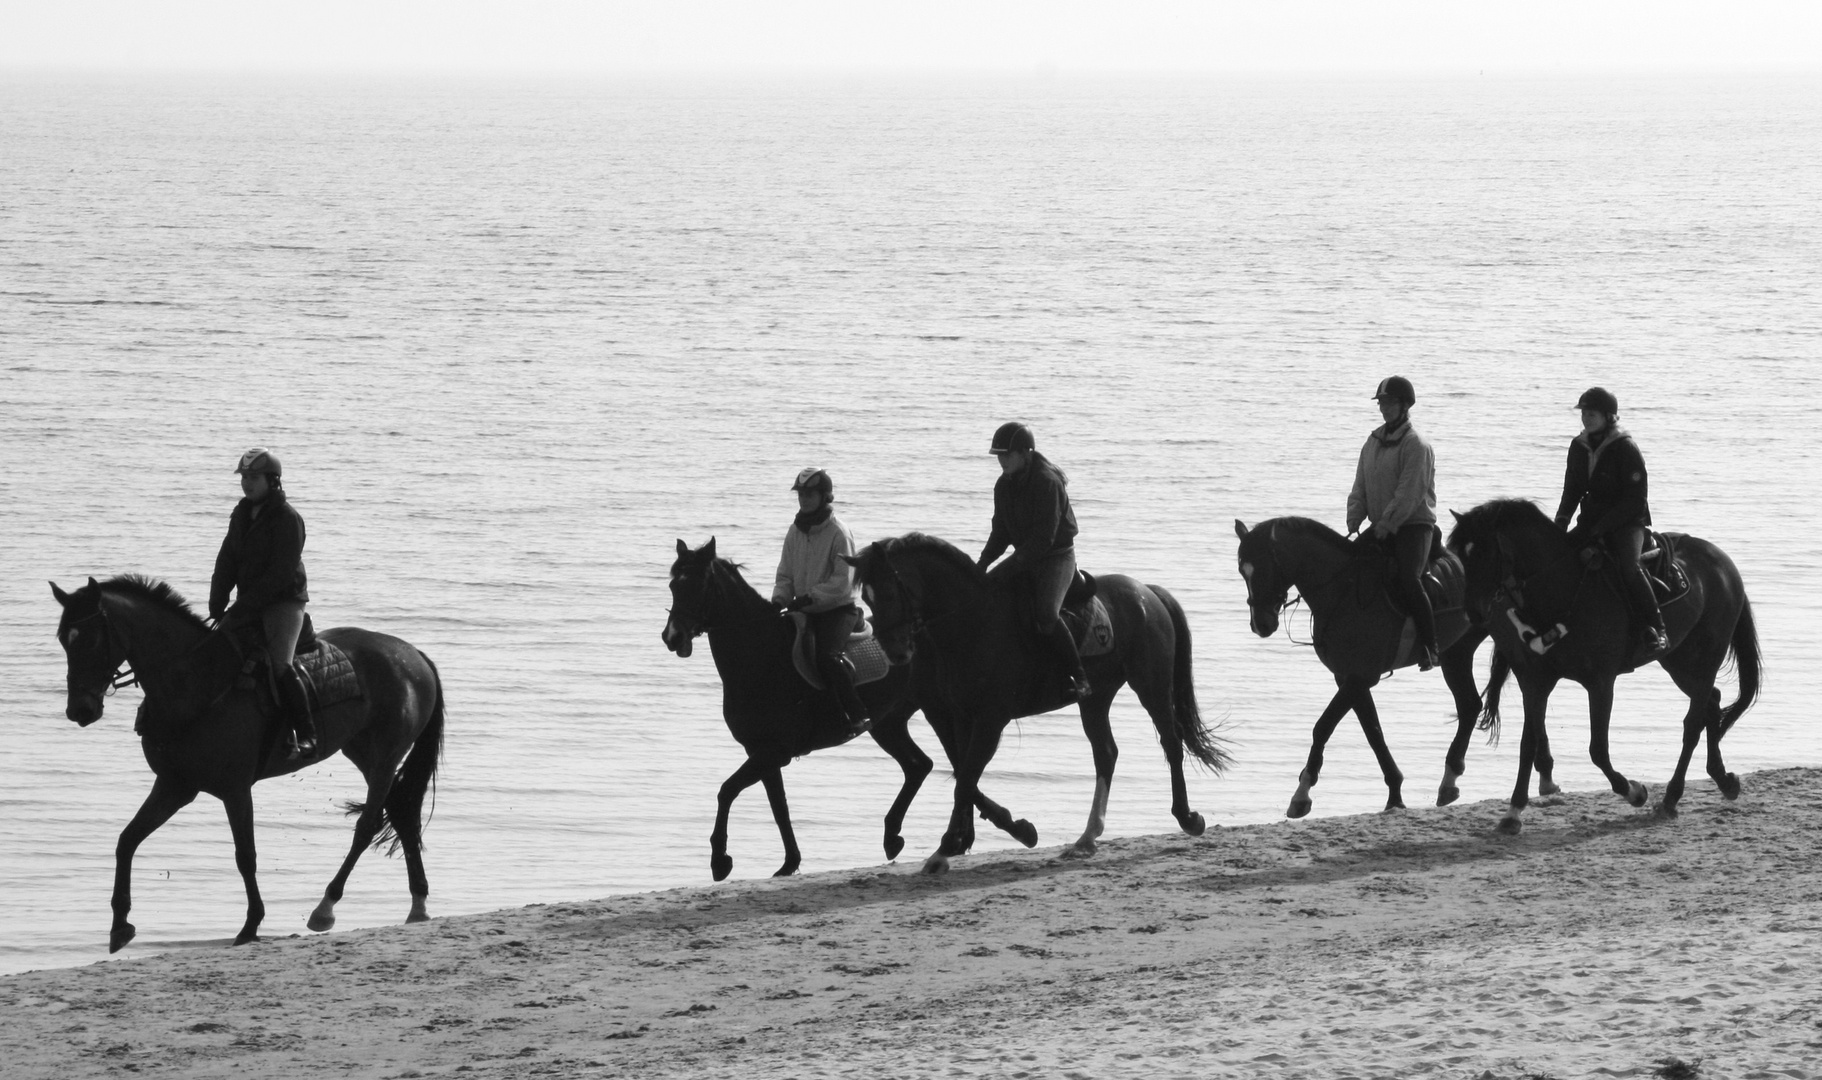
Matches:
[1347,419,1437,536]
[773,513,859,612]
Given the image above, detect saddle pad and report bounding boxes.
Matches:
[296,641,362,712]
[1644,532,1692,605]
[791,614,891,691]
[1421,550,1467,613]
[1060,596,1115,658]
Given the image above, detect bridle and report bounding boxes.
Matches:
[61,604,139,695]
[667,560,776,638]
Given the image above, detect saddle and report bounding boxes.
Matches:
[789,610,891,691]
[232,615,362,717]
[1058,572,1115,658]
[1638,532,1691,605]
[1354,534,1471,670]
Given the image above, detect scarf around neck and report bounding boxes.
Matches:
[793,503,833,534]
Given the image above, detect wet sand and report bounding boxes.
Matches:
[5,767,1820,1080]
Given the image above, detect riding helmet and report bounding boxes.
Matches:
[988,421,1036,455]
[791,467,833,497]
[1576,386,1620,415]
[1372,376,1416,406]
[235,447,282,477]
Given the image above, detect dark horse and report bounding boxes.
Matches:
[52,576,445,953]
[662,539,934,881]
[1448,499,1761,833]
[1232,517,1524,817]
[846,533,1228,873]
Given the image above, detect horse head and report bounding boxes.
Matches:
[51,578,128,726]
[1447,500,1554,615]
[664,537,725,657]
[1233,519,1291,637]
[843,539,917,666]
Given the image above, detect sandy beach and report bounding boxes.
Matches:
[5,767,1818,1080]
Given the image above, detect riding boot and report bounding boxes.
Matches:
[1044,622,1091,701]
[1626,569,1669,656]
[1411,593,1439,671]
[274,664,317,759]
[822,653,870,739]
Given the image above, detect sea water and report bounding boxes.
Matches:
[2,72,1818,976]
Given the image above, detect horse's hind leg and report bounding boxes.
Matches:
[309,766,397,932]
[758,768,802,877]
[221,787,266,946]
[710,756,776,882]
[110,776,198,952]
[1290,680,1360,818]
[1661,655,1737,814]
[1065,692,1121,857]
[1350,680,1405,812]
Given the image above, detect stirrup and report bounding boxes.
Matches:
[286,732,316,760]
[1062,673,1092,702]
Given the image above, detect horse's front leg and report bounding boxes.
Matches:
[1290,679,1359,818]
[1585,676,1647,808]
[110,776,198,953]
[759,768,802,877]
[1067,696,1120,856]
[867,700,932,861]
[309,765,397,933]
[1499,674,1557,835]
[221,787,265,945]
[1350,678,1405,812]
[928,720,1006,873]
[1437,633,1483,806]
[709,756,774,882]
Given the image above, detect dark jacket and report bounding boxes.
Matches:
[979,452,1078,570]
[210,489,309,620]
[1555,425,1651,543]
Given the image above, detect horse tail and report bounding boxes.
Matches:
[351,651,446,856]
[1152,585,1230,773]
[1720,598,1761,735]
[1479,648,1512,745]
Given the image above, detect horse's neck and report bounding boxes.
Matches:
[1277,528,1355,603]
[107,594,211,696]
[915,557,1003,644]
[703,567,789,686]
[1508,522,1573,580]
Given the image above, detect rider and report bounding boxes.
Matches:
[1346,376,1440,671]
[209,447,317,758]
[773,467,869,739]
[976,422,1090,701]
[1554,386,1667,656]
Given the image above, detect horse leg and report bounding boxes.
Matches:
[1066,694,1120,857]
[867,702,932,861]
[1662,653,1737,813]
[927,721,1006,874]
[1350,680,1406,812]
[1535,722,1561,796]
[1290,680,1357,818]
[1585,677,1648,808]
[109,776,198,953]
[709,756,774,882]
[759,769,801,877]
[221,787,266,946]
[1499,675,1556,835]
[308,767,398,933]
[1437,638,1482,806]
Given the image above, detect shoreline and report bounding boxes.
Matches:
[5,767,1819,1079]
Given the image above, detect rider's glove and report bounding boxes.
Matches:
[784,594,814,612]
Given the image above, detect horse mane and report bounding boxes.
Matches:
[1447,498,1551,550]
[884,532,988,585]
[1268,516,1355,556]
[100,574,211,631]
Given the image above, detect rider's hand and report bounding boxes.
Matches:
[785,594,813,612]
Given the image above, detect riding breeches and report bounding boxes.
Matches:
[1393,524,1438,649]
[1027,549,1076,633]
[1608,525,1664,629]
[262,601,306,670]
[809,604,866,719]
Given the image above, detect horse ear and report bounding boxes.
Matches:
[51,581,70,606]
[1451,509,1462,522]
[837,553,859,567]
[676,538,689,556]
[88,576,100,590]
[1232,519,1248,540]
[704,537,717,559]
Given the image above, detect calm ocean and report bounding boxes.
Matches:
[2,72,1818,976]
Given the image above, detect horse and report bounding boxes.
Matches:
[844,533,1228,874]
[50,575,445,953]
[662,538,936,882]
[1447,499,1761,833]
[1231,517,1523,817]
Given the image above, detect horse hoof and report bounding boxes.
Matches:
[1496,816,1522,836]
[1066,838,1097,858]
[1719,773,1742,801]
[884,835,905,861]
[773,859,800,878]
[921,854,950,875]
[710,854,733,882]
[1286,798,1312,820]
[1011,820,1038,848]
[407,897,430,924]
[1657,800,1680,819]
[307,909,336,933]
[1436,786,1460,807]
[1626,781,1649,807]
[1381,802,1406,815]
[1539,780,1562,796]
[233,929,260,946]
[1180,812,1206,837]
[109,923,136,954]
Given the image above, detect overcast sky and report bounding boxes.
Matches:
[4,1,1821,74]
